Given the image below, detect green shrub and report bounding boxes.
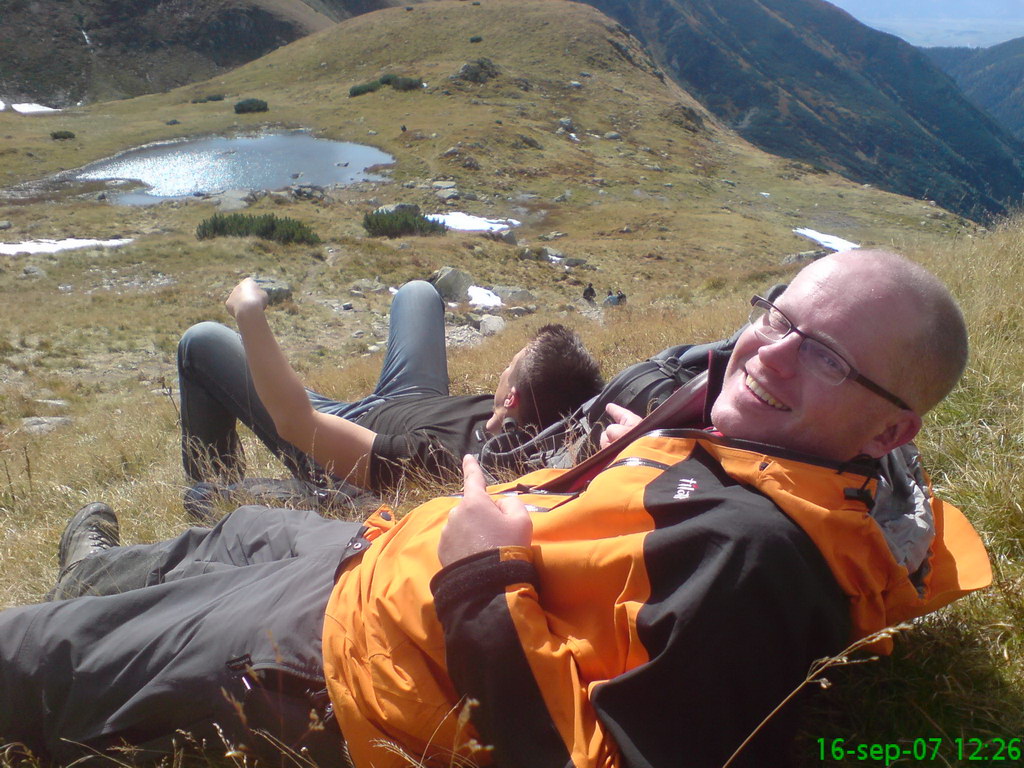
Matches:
[363,209,447,238]
[190,94,224,104]
[50,130,75,140]
[234,98,268,114]
[350,75,422,97]
[392,76,422,91]
[196,213,321,245]
[349,80,382,97]
[469,35,483,43]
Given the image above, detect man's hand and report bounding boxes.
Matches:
[600,403,643,449]
[225,277,269,320]
[438,455,533,567]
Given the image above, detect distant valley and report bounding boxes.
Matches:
[925,38,1024,142]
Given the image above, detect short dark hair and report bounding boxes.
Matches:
[514,324,603,429]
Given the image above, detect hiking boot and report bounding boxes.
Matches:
[53,502,119,585]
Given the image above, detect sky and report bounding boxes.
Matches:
[826,0,1024,48]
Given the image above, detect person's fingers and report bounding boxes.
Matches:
[605,402,642,427]
[461,454,488,497]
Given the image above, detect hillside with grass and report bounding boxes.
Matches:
[0,0,407,107]
[583,0,1024,220]
[0,0,1020,765]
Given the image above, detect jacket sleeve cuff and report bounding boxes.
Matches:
[430,547,537,618]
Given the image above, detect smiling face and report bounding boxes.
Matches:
[710,254,922,461]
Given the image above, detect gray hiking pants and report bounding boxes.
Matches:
[0,506,366,764]
[178,279,450,484]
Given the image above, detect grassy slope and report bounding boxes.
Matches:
[0,1,1018,765]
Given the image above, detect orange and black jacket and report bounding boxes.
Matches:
[322,357,991,768]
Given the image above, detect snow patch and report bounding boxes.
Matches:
[0,238,134,255]
[426,212,521,232]
[11,103,60,114]
[792,228,859,252]
[467,285,502,308]
[0,100,5,111]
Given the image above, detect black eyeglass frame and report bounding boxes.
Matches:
[748,295,913,412]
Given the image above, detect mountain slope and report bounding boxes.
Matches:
[925,38,1024,141]
[1,0,967,296]
[581,0,1024,220]
[0,0,404,106]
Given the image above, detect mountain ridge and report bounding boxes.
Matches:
[924,37,1024,142]
[581,0,1024,219]
[0,0,406,106]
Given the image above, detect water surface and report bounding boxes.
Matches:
[73,131,393,205]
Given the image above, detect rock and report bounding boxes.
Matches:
[166,119,181,125]
[508,306,533,317]
[0,221,10,230]
[492,285,536,304]
[21,265,45,279]
[517,246,542,261]
[251,276,293,305]
[479,315,506,336]
[569,81,583,89]
[483,229,517,245]
[351,330,366,338]
[466,312,483,330]
[564,257,588,268]
[342,302,354,311]
[462,156,481,170]
[540,246,564,261]
[367,344,380,353]
[350,278,388,294]
[436,189,460,201]
[21,416,72,435]
[603,131,622,140]
[553,190,572,202]
[432,180,458,189]
[515,134,542,150]
[558,117,575,132]
[373,203,421,217]
[215,189,250,211]
[454,58,500,84]
[538,231,567,241]
[291,185,326,201]
[428,266,474,302]
[35,398,69,409]
[782,249,827,265]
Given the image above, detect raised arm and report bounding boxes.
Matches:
[226,278,376,487]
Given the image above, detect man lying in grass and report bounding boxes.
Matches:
[0,251,991,768]
[177,278,603,506]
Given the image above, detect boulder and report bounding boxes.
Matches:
[373,203,421,217]
[428,266,474,302]
[492,285,536,305]
[350,278,388,294]
[479,315,506,336]
[251,276,293,305]
[21,416,72,435]
[454,58,500,84]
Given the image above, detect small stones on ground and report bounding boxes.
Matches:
[21,416,72,435]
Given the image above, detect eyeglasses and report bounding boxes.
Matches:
[748,296,913,411]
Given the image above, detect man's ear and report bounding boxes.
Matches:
[859,410,923,459]
[504,386,519,409]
